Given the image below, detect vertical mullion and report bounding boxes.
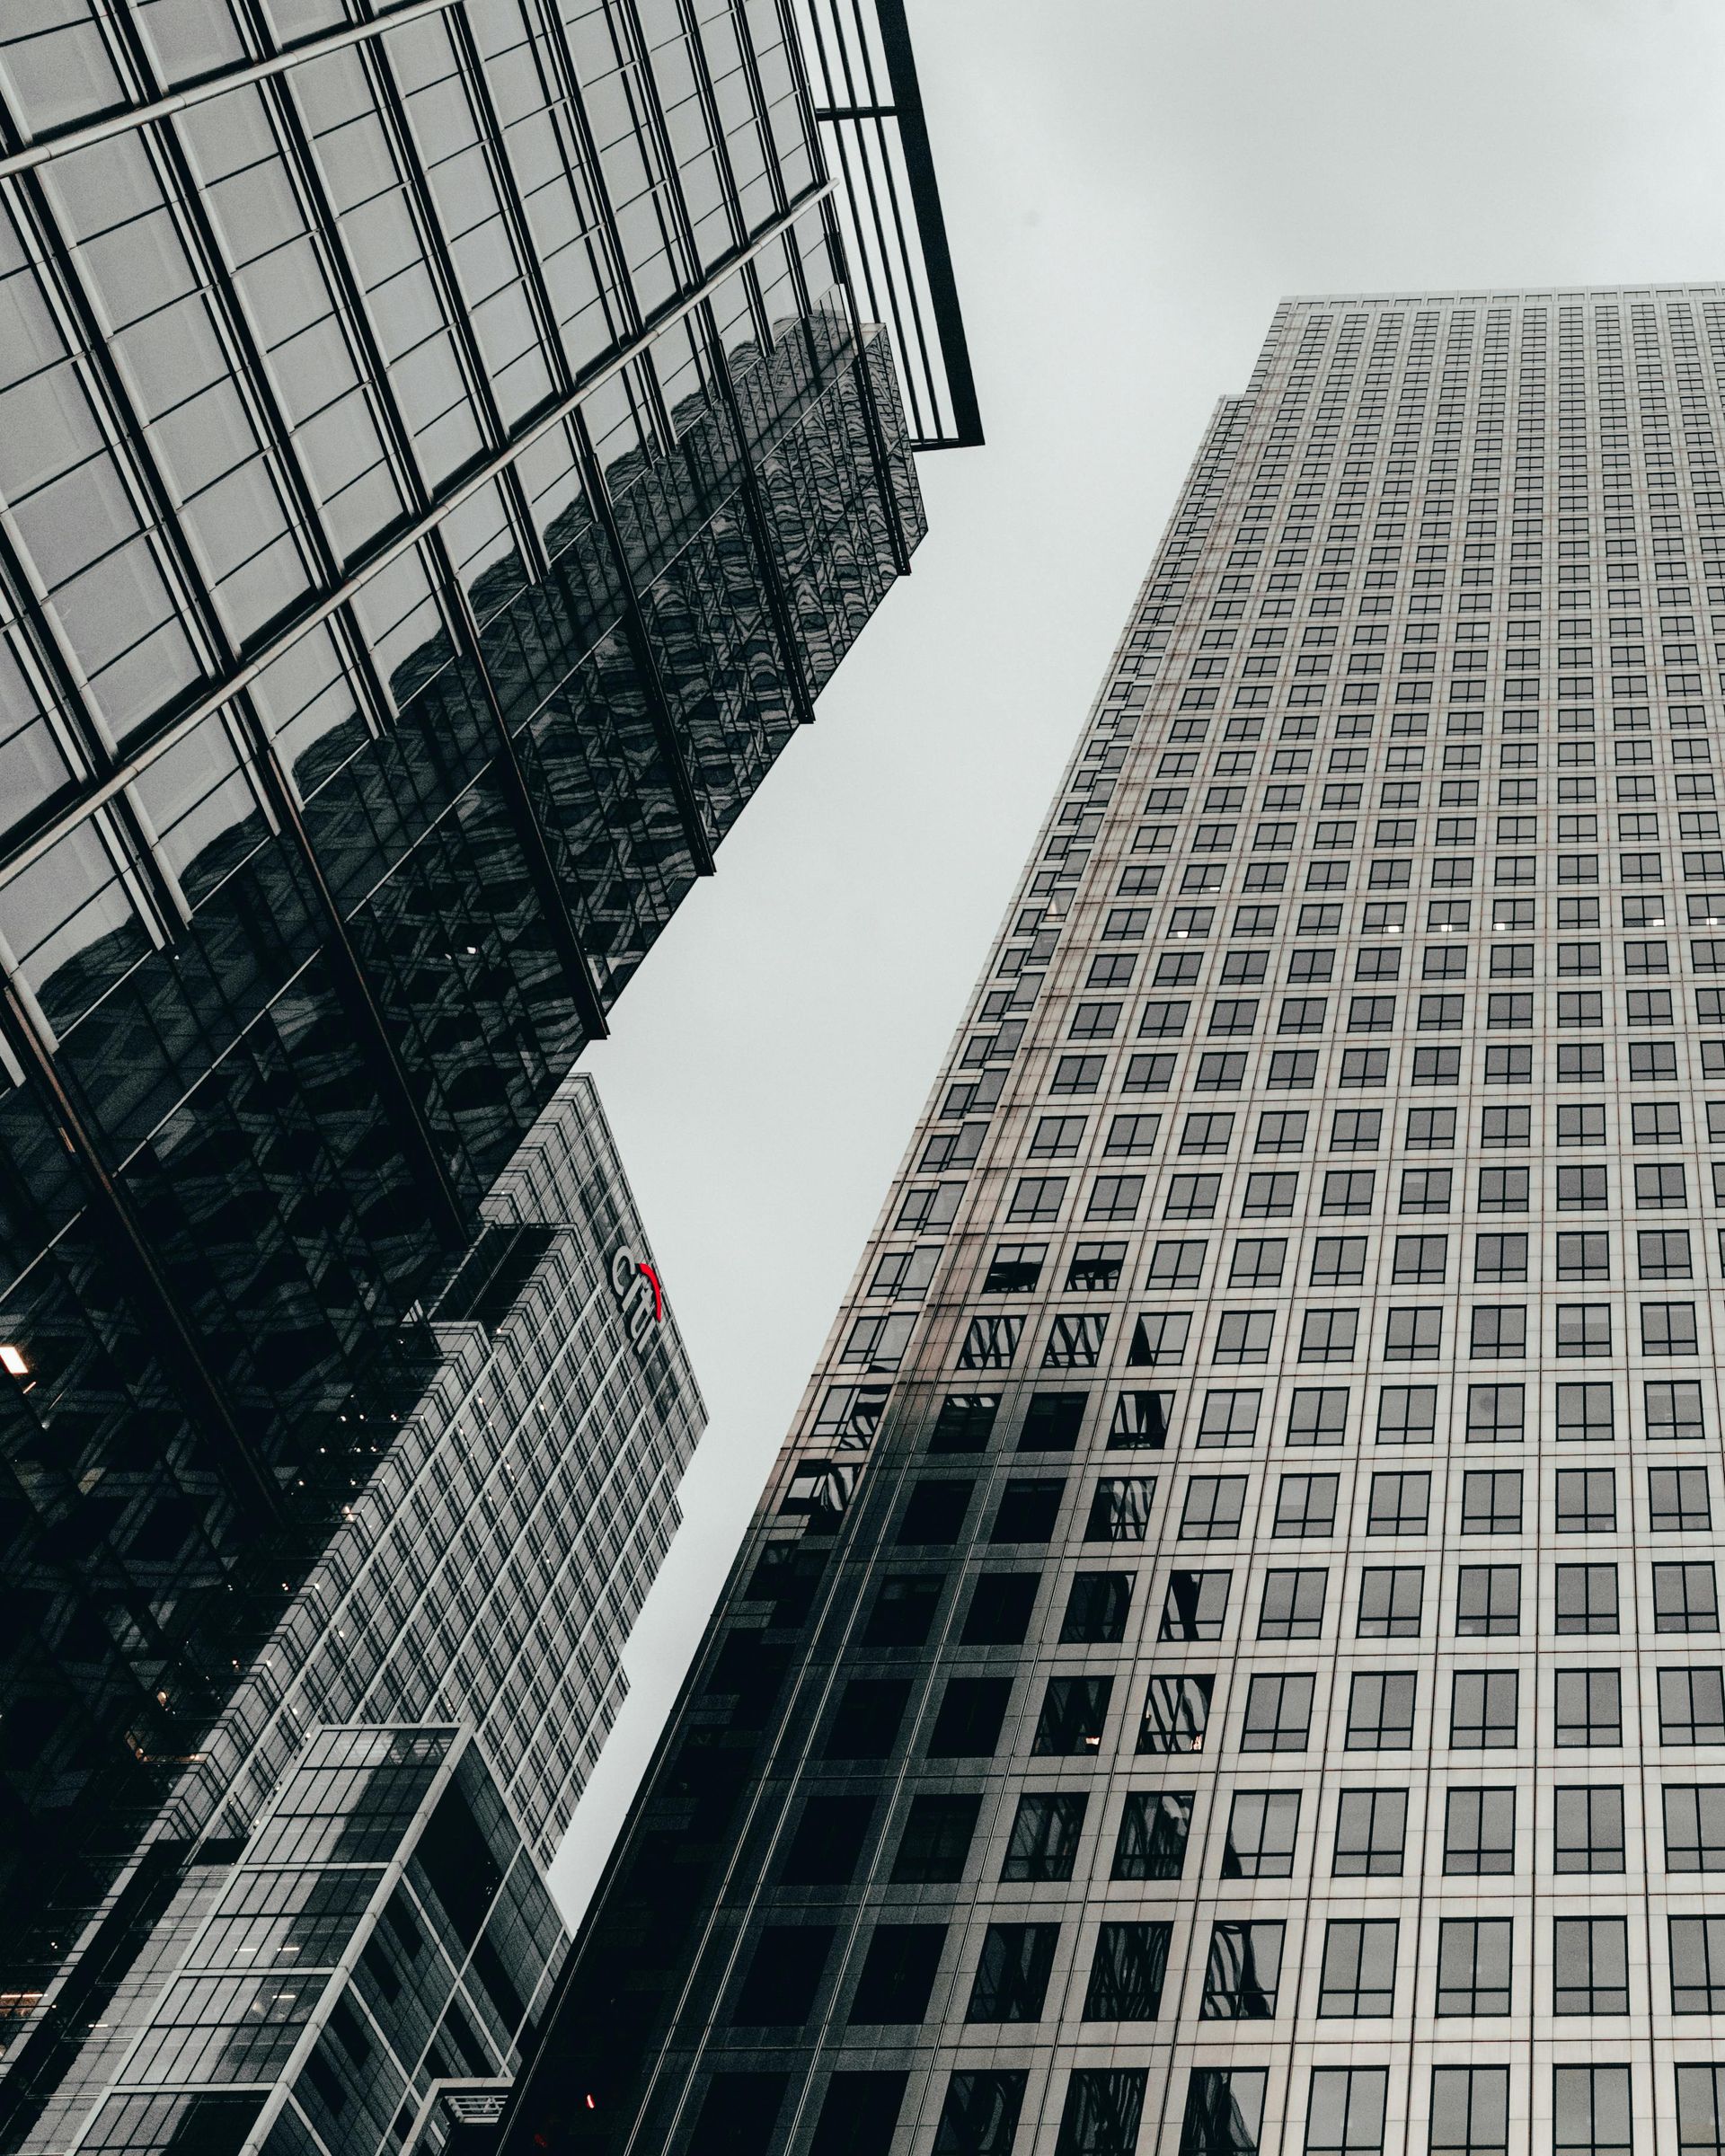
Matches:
[359,27,510,459]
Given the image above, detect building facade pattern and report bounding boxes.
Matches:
[506,287,1725,2156]
[0,0,925,1977]
[59,1723,568,2156]
[4,1071,702,2152]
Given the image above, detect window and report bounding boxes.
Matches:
[962,1575,1037,1647]
[1299,1309,1358,1361]
[1164,1175,1221,1220]
[848,1924,946,2025]
[1178,2071,1268,2156]
[1243,1171,1298,1219]
[927,1679,1012,1758]
[1001,1793,1087,1882]
[1466,1380,1525,1436]
[934,2073,1027,2156]
[966,1924,1058,2021]
[991,1479,1064,1542]
[1557,1232,1612,1282]
[1650,1467,1712,1533]
[1557,1383,1615,1444]
[1554,1786,1625,1872]
[1400,1169,1451,1215]
[691,2075,791,2156]
[1553,1467,1615,1533]
[931,1394,1000,1453]
[1649,1381,1706,1444]
[1557,1303,1613,1356]
[1310,1237,1367,1286]
[1639,1165,1687,1209]
[1056,2073,1147,2156]
[1274,1473,1338,1537]
[1214,1310,1276,1362]
[1082,1922,1172,2021]
[1445,1787,1515,1875]
[866,1576,943,1648]
[1661,1668,1725,1745]
[1668,1786,1725,1871]
[809,2076,908,2156]
[1376,1387,1438,1445]
[1436,1918,1513,2015]
[1323,1169,1377,1215]
[1181,1477,1247,1539]
[1138,1674,1212,1753]
[1456,1565,1520,1636]
[1066,1241,1125,1292]
[1676,2071,1725,2156]
[1357,1565,1423,1638]
[1394,1234,1449,1283]
[1201,1920,1284,2018]
[1654,1562,1721,1633]
[1260,1567,1327,1639]
[1346,1670,1416,1749]
[1331,1109,1382,1149]
[898,1480,975,1545]
[1111,1789,1193,1879]
[1553,1916,1630,2014]
[1085,1176,1144,1224]
[1304,2070,1388,2156]
[1084,1477,1154,1542]
[1257,1109,1308,1151]
[1558,1165,1609,1208]
[1384,1306,1443,1358]
[984,1243,1046,1294]
[1155,1560,1225,1639]
[1020,1392,1087,1452]
[1032,1676,1111,1755]
[1318,1920,1397,2016]
[1552,2068,1632,2156]
[1452,1669,1518,1747]
[1242,1672,1314,1751]
[1333,1788,1407,1876]
[1556,1563,1619,1634]
[1222,1790,1301,1878]
[1008,1177,1066,1224]
[1288,1387,1349,1445]
[732,1925,834,2024]
[1367,1471,1429,1533]
[827,1679,911,1758]
[1644,1302,1700,1356]
[1230,1238,1287,1286]
[1148,1239,1208,1290]
[1555,1667,1623,1745]
[1062,1571,1131,1645]
[1430,2069,1510,2156]
[1462,1470,1522,1534]
[1474,1233,1530,1283]
[1197,1390,1261,1448]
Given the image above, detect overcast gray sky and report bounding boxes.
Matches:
[549,0,1725,1915]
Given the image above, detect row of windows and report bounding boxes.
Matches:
[893,1378,1703,1454]
[730,1906,1725,2032]
[862,1549,1725,1652]
[889,1461,1725,1550]
[813,1660,1725,1767]
[779,1777,1725,1892]
[690,2056,1696,2156]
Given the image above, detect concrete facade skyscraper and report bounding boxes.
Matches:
[504,287,1725,2156]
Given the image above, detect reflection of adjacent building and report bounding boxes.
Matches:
[11,1076,702,2153]
[0,0,974,2069]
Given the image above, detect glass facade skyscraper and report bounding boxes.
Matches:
[0,0,971,2021]
[503,287,1725,2156]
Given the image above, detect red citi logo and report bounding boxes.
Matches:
[609,1246,665,1344]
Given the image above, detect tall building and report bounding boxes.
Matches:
[0,0,974,2016]
[503,287,1725,2156]
[2,1074,702,2152]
